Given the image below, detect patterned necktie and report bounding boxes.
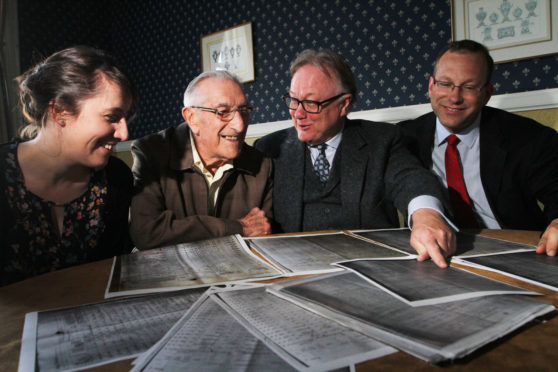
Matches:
[445,134,478,228]
[313,144,330,184]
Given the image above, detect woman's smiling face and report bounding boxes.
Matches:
[62,74,131,169]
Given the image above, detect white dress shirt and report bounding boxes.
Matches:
[308,130,342,166]
[432,115,501,228]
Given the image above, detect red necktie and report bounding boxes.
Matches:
[445,134,478,228]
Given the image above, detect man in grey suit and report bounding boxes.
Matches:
[398,39,558,256]
[255,49,456,268]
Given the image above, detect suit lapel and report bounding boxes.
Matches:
[479,109,507,213]
[275,129,306,231]
[170,123,194,171]
[419,113,436,168]
[340,122,367,227]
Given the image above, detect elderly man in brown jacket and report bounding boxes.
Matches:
[130,71,272,250]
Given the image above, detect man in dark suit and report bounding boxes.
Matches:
[398,39,558,256]
[255,49,456,268]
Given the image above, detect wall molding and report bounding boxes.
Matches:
[115,88,558,152]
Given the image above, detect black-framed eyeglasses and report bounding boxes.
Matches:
[190,105,257,122]
[432,77,487,96]
[282,92,348,114]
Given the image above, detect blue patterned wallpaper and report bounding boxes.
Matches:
[18,0,558,140]
[18,0,112,70]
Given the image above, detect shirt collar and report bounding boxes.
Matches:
[307,129,343,150]
[326,129,343,150]
[435,113,481,149]
[190,133,233,174]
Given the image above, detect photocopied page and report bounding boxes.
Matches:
[18,288,206,372]
[349,228,416,254]
[245,231,408,275]
[213,286,396,371]
[105,234,282,297]
[131,291,297,372]
[268,271,555,364]
[351,228,536,257]
[335,258,538,306]
[455,251,558,291]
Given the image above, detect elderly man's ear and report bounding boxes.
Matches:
[339,94,352,117]
[182,107,200,136]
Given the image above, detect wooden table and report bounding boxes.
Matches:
[1,230,557,371]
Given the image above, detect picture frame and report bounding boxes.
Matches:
[451,0,558,63]
[201,22,255,83]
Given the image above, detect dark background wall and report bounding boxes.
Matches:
[18,0,558,140]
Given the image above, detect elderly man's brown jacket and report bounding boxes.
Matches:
[130,122,273,250]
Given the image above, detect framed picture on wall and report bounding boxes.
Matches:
[201,22,255,83]
[452,0,558,63]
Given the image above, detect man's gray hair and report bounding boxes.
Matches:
[183,70,242,107]
[289,49,357,112]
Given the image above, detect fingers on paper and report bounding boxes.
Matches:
[536,219,558,256]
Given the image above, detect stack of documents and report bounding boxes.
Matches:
[269,268,553,363]
[245,231,407,274]
[106,232,409,297]
[354,228,558,291]
[19,230,557,370]
[19,288,206,371]
[351,227,537,256]
[455,250,558,291]
[132,286,396,371]
[105,235,282,297]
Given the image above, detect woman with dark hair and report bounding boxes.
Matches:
[0,46,138,286]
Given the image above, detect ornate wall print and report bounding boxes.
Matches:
[452,0,558,63]
[201,22,255,83]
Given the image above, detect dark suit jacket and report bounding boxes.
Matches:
[255,118,447,233]
[398,106,558,231]
[130,122,273,249]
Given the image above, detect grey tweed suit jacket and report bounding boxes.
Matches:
[255,118,447,233]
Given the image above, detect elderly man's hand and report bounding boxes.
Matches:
[238,207,272,237]
[410,208,456,268]
[536,218,558,256]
